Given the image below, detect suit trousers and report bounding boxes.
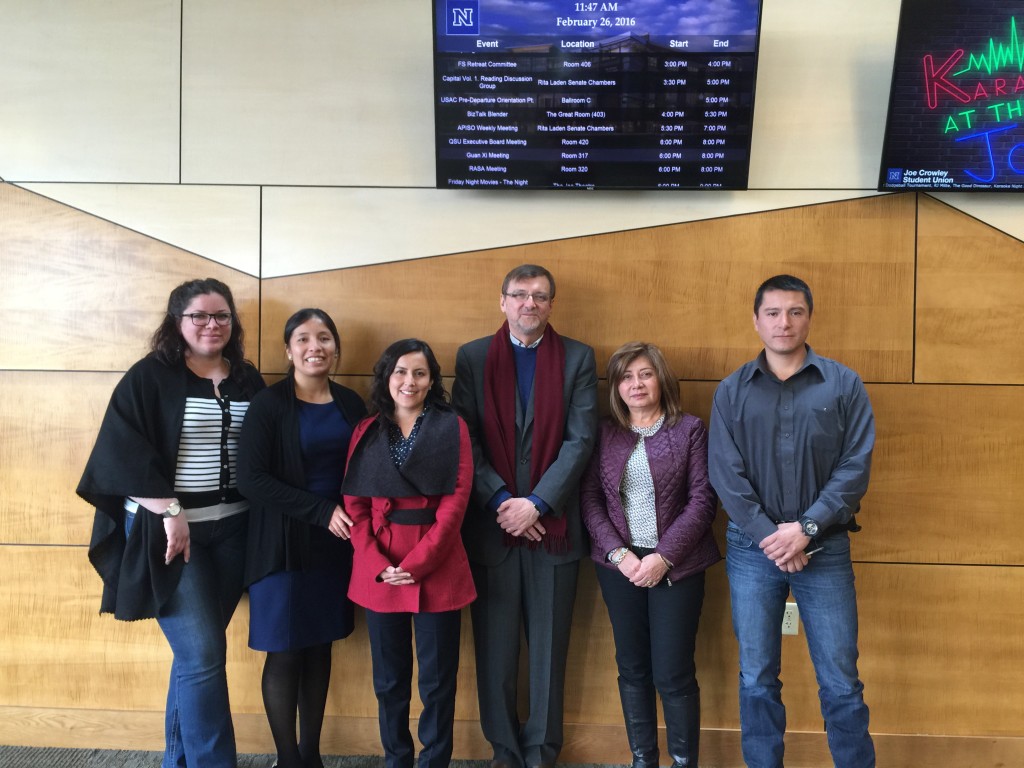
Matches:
[365,608,462,768]
[470,549,580,768]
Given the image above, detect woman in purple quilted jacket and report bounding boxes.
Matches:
[581,341,720,768]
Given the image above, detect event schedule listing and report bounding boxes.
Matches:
[432,0,762,189]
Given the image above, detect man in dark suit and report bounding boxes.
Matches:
[452,264,598,768]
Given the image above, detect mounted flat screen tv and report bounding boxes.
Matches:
[878,0,1024,191]
[432,0,764,190]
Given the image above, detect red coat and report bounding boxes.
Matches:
[344,414,477,614]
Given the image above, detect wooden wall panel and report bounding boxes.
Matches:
[858,563,1024,736]
[0,372,119,545]
[857,383,1024,565]
[260,195,915,383]
[0,546,175,710]
[0,183,260,373]
[917,194,1024,384]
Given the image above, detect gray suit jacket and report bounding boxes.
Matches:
[452,331,598,566]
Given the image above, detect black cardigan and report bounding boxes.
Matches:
[77,355,265,621]
[238,375,367,587]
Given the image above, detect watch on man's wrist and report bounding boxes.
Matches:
[163,500,182,518]
[799,516,819,538]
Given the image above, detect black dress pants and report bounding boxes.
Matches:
[365,608,462,768]
[595,564,705,695]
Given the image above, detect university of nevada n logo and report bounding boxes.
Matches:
[447,0,480,36]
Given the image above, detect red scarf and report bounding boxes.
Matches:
[483,321,568,553]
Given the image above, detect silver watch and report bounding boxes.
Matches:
[163,501,183,518]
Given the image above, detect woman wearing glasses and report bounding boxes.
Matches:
[342,339,476,768]
[78,278,265,768]
[238,308,367,768]
[580,341,719,768]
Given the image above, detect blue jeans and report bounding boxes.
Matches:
[128,512,247,768]
[725,524,874,768]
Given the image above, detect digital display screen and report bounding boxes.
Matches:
[878,0,1024,192]
[432,0,763,190]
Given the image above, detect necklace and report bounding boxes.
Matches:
[630,410,664,429]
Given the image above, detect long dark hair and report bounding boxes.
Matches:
[368,338,449,420]
[283,308,341,375]
[149,278,247,372]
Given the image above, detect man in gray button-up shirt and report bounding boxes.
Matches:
[709,274,876,768]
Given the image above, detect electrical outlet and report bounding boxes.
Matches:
[782,602,800,635]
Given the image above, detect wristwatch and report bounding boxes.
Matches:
[608,547,629,565]
[163,501,183,518]
[799,516,819,538]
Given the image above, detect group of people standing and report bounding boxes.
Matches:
[78,265,877,768]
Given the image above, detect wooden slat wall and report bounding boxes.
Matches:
[917,195,1024,384]
[0,187,260,374]
[2,183,1023,765]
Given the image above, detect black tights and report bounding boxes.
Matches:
[262,643,333,768]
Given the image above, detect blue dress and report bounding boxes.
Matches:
[248,401,354,651]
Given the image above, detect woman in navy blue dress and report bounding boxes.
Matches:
[239,308,367,768]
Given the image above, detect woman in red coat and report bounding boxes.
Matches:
[342,338,476,768]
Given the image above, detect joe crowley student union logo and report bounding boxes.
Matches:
[447,0,480,35]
